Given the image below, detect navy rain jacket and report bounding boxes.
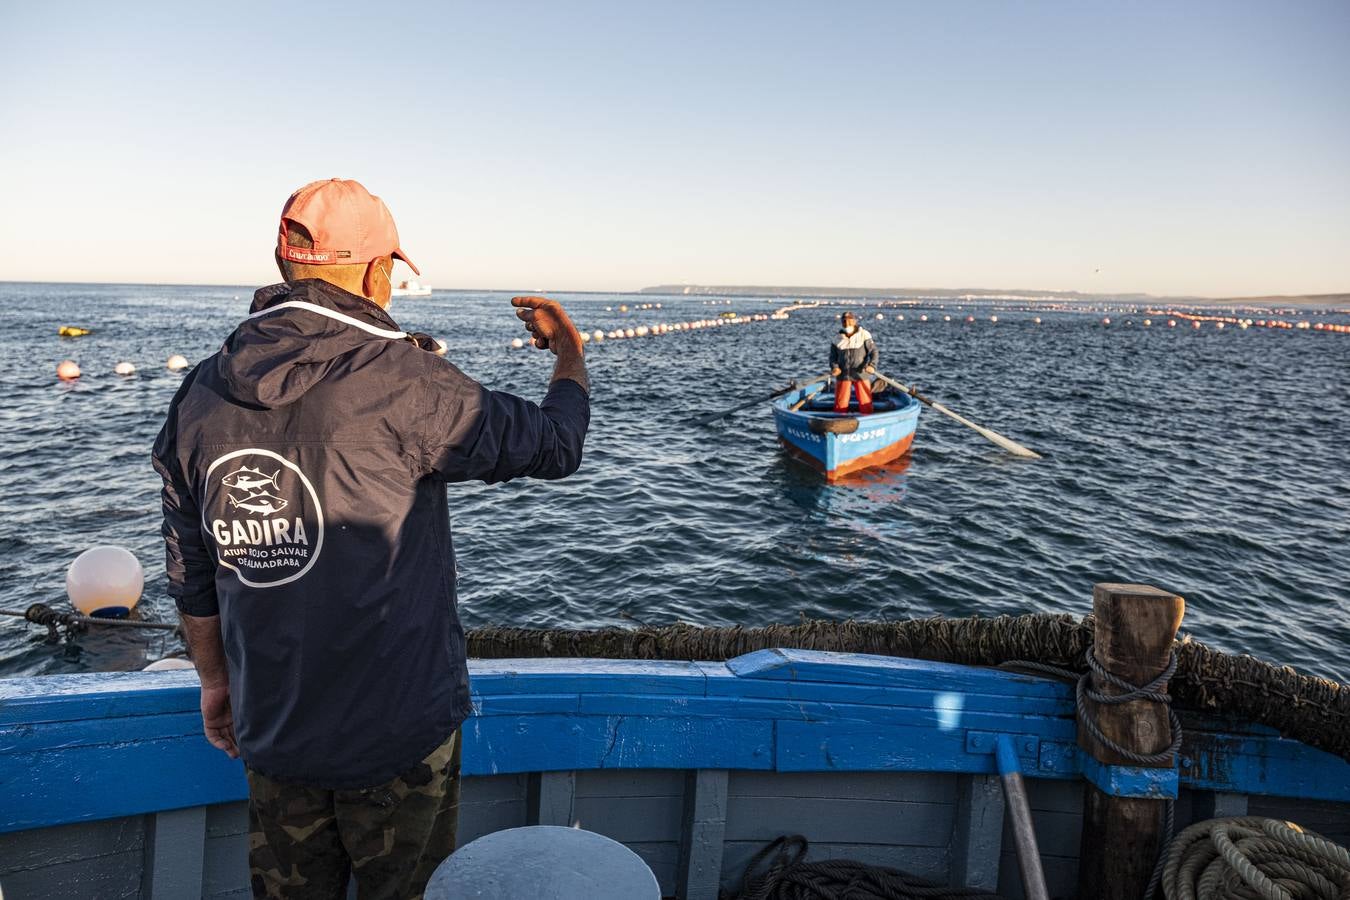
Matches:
[152,279,589,788]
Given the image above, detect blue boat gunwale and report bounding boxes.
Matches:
[0,648,1346,835]
[771,379,921,422]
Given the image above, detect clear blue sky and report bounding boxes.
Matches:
[2,1,1347,296]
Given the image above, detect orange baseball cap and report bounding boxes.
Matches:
[277,178,419,275]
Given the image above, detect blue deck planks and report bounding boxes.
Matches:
[0,648,1346,834]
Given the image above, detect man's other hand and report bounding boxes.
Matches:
[831,367,842,377]
[201,683,240,759]
[512,296,583,356]
[864,365,876,374]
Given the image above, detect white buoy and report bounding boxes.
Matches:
[166,354,189,371]
[920,315,928,322]
[897,314,904,321]
[944,315,951,322]
[144,657,195,671]
[1102,317,1111,325]
[510,338,524,349]
[624,328,636,338]
[1033,317,1041,325]
[56,360,81,380]
[592,329,604,342]
[433,339,448,356]
[579,331,590,343]
[1143,319,1152,326]
[875,313,884,320]
[990,315,999,323]
[1216,322,1225,330]
[66,546,143,617]
[115,361,137,376]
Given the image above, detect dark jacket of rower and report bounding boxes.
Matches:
[152,278,589,788]
[830,325,879,379]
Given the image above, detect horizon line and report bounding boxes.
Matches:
[1,277,1346,305]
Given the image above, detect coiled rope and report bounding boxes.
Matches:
[733,835,1006,900]
[1162,818,1350,900]
[1001,644,1180,900]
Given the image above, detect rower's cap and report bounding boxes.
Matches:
[277,179,419,275]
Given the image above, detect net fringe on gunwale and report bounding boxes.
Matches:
[466,613,1349,762]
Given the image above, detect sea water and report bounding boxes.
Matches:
[1,282,1346,682]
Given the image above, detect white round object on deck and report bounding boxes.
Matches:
[66,546,143,618]
[144,657,196,671]
[166,354,189,371]
[115,361,137,376]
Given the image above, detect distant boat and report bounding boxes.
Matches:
[773,379,921,479]
[391,279,432,298]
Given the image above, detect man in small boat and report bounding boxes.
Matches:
[153,178,590,899]
[830,311,878,414]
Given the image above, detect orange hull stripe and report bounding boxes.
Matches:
[779,432,915,480]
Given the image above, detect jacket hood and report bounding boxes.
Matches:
[218,280,410,408]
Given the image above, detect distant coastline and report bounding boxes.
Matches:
[637,284,1350,308]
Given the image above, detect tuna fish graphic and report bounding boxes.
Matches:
[221,466,281,493]
[226,492,290,516]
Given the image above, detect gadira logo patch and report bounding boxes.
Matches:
[203,449,324,588]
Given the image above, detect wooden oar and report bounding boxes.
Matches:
[790,383,829,411]
[873,372,1042,459]
[688,374,830,426]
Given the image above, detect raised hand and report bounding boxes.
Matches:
[512,296,583,356]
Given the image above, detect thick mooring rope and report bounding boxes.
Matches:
[733,835,1006,900]
[1162,818,1350,900]
[0,604,179,635]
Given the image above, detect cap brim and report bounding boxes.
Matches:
[392,249,420,276]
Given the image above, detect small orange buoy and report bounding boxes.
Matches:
[56,359,81,380]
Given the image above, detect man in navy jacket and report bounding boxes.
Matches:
[152,178,589,899]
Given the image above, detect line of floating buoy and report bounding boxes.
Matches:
[54,354,190,381]
[1156,310,1350,334]
[507,311,790,349]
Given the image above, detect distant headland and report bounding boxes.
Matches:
[637,284,1350,308]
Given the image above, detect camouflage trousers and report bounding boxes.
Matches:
[247,729,461,900]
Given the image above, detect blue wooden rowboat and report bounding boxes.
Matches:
[773,379,921,480]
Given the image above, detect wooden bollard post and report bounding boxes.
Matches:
[1076,583,1184,900]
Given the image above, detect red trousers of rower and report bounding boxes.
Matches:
[834,377,873,414]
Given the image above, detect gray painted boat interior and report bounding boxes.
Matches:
[2,768,1345,899]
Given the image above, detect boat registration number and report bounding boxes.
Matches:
[838,428,887,443]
